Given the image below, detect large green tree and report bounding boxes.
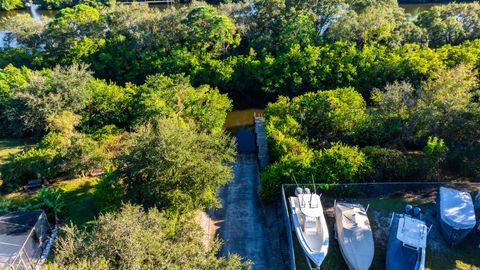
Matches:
[4,64,93,136]
[117,117,236,215]
[45,4,106,63]
[135,74,231,133]
[182,6,240,58]
[416,3,480,48]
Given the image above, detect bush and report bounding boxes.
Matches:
[57,134,109,177]
[45,204,247,269]
[260,154,313,201]
[312,143,370,184]
[423,136,448,179]
[94,172,124,213]
[29,186,65,224]
[264,87,369,147]
[260,143,370,200]
[265,115,309,162]
[0,147,57,190]
[362,146,415,181]
[0,0,23,10]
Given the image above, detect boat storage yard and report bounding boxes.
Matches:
[282,183,480,270]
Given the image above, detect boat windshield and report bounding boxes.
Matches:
[299,194,323,217]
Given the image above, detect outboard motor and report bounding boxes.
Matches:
[413,207,422,218]
[295,187,303,197]
[304,188,311,194]
[405,204,413,215]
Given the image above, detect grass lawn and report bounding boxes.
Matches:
[3,177,100,227]
[1,138,99,227]
[53,177,99,227]
[291,185,480,270]
[0,138,35,164]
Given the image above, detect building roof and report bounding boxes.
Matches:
[0,210,50,269]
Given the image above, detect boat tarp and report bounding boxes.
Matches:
[386,214,423,270]
[335,202,374,270]
[439,187,476,230]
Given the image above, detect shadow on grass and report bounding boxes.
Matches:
[55,178,99,228]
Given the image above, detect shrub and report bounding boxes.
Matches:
[362,146,414,181]
[45,204,247,269]
[94,172,124,213]
[312,143,370,184]
[264,87,369,147]
[423,136,448,179]
[0,147,57,190]
[0,0,23,10]
[57,134,109,177]
[260,154,313,201]
[29,187,65,224]
[265,115,309,161]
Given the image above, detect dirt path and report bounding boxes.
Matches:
[213,154,284,269]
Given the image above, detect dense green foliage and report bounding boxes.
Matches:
[0,0,23,10]
[39,0,113,10]
[44,204,248,270]
[2,0,480,265]
[29,186,65,223]
[3,2,480,104]
[362,146,414,180]
[117,117,236,216]
[262,62,480,199]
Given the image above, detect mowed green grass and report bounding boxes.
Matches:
[3,177,99,227]
[295,196,480,270]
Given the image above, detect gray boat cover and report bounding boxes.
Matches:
[335,202,374,270]
[439,187,476,230]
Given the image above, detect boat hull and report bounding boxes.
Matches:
[386,214,425,270]
[437,208,473,246]
[289,196,329,267]
[334,202,374,270]
[437,188,476,246]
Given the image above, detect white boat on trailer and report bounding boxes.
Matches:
[334,201,374,270]
[289,187,329,269]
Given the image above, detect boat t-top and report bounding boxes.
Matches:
[289,187,329,268]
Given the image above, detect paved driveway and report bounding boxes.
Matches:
[214,154,285,269]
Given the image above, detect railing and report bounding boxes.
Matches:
[253,113,269,170]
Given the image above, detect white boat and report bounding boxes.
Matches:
[334,202,374,270]
[289,187,329,268]
[386,207,428,270]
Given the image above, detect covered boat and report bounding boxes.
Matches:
[334,202,374,270]
[289,187,329,268]
[437,187,476,245]
[386,208,428,270]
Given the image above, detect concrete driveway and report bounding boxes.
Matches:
[213,154,285,269]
